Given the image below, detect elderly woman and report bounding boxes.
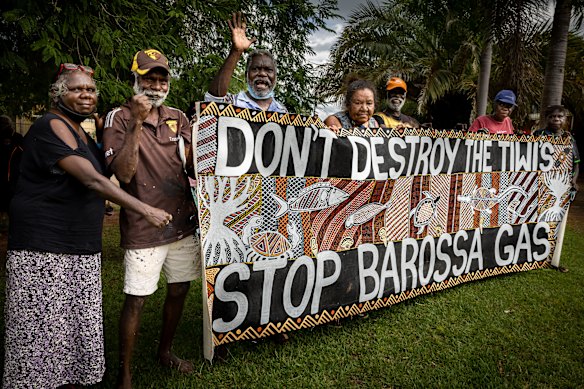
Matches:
[324,79,380,131]
[3,64,172,388]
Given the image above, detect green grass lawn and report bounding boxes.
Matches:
[94,217,584,388]
[1,217,583,388]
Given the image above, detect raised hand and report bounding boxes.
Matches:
[130,94,152,122]
[228,12,256,53]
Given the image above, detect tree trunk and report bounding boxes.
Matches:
[476,39,493,117]
[539,0,572,127]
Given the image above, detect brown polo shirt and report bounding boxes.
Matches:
[103,102,197,249]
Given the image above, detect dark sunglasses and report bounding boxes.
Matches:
[497,101,514,109]
[57,63,94,77]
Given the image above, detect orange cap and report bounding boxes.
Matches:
[386,77,407,92]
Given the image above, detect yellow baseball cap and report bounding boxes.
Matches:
[131,49,170,75]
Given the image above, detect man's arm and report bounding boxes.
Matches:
[105,95,151,184]
[207,12,256,97]
[324,114,342,132]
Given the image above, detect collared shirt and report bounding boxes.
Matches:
[204,91,288,113]
[103,102,197,249]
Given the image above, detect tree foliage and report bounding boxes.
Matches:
[318,0,566,128]
[0,0,338,117]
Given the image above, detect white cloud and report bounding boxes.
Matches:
[308,22,346,65]
[308,1,369,114]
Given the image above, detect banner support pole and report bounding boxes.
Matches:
[551,206,570,268]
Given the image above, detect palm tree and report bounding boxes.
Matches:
[320,0,554,128]
[538,0,583,126]
[319,1,478,117]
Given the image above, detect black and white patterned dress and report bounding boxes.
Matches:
[4,112,106,387]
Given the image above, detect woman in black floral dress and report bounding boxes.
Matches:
[3,65,172,388]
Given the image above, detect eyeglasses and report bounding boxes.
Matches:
[497,102,514,109]
[57,63,94,77]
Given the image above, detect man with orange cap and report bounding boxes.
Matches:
[373,76,420,129]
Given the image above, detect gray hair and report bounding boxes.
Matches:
[344,79,377,109]
[245,49,277,76]
[49,70,98,106]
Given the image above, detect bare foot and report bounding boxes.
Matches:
[158,353,194,374]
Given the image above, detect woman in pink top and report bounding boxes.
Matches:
[469,89,516,134]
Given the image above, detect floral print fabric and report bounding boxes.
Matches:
[3,250,105,388]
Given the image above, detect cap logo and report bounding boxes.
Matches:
[131,49,170,75]
[145,49,163,62]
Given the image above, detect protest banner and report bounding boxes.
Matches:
[194,102,576,360]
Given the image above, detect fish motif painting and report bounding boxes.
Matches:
[345,201,391,228]
[273,182,349,217]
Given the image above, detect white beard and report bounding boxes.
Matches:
[388,98,405,112]
[133,79,169,108]
[248,79,274,98]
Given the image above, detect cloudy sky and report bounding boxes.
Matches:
[307,0,373,118]
[308,0,369,65]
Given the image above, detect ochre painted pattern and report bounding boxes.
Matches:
[429,175,450,236]
[459,174,476,230]
[491,173,500,227]
[384,176,413,242]
[195,108,574,346]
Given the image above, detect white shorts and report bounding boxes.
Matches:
[123,235,202,296]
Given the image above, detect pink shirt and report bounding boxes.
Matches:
[469,115,515,134]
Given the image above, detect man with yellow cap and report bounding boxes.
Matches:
[373,76,420,129]
[103,49,201,387]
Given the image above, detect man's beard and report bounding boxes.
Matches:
[133,79,169,108]
[247,78,274,99]
[388,98,405,113]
